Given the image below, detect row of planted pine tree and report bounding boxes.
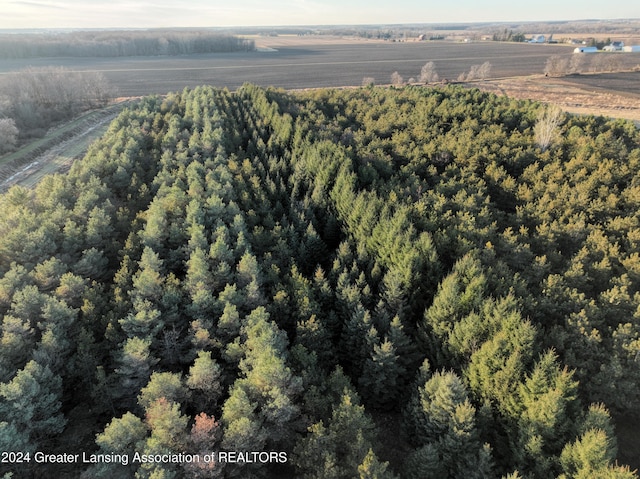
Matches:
[1,83,639,478]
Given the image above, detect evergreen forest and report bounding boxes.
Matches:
[1,83,640,478]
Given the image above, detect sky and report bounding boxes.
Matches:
[2,0,640,29]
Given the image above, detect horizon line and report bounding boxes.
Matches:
[1,18,639,33]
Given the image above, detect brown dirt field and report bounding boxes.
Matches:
[250,34,389,48]
[466,72,640,123]
[0,40,570,96]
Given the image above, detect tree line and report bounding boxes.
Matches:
[0,30,255,59]
[0,83,639,478]
[0,67,115,143]
[544,53,628,76]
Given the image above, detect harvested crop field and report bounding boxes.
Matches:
[0,37,571,95]
[560,70,640,96]
[468,71,640,122]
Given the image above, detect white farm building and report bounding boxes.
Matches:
[573,46,598,53]
[603,41,625,52]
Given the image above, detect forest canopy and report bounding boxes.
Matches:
[0,83,639,478]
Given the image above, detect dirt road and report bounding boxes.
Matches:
[0,103,125,192]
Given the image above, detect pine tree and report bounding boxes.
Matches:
[138,372,186,410]
[420,254,487,366]
[0,264,29,313]
[221,385,267,451]
[299,302,335,351]
[114,337,159,410]
[466,297,536,416]
[404,369,493,478]
[131,246,165,304]
[385,315,420,393]
[358,337,404,410]
[186,350,223,412]
[32,296,77,375]
[293,421,344,479]
[222,307,302,454]
[0,420,31,454]
[185,247,214,295]
[145,397,188,450]
[340,303,374,377]
[514,350,579,476]
[559,429,636,479]
[216,301,241,345]
[54,272,87,308]
[358,449,398,479]
[119,304,163,341]
[0,360,66,446]
[184,413,224,479]
[30,257,66,292]
[91,412,146,478]
[135,398,189,479]
[294,390,377,479]
[403,444,445,479]
[0,314,34,381]
[557,402,635,479]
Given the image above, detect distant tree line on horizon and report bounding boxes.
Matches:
[0,30,255,59]
[491,28,527,42]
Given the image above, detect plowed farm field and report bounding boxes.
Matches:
[0,37,574,95]
[468,71,640,123]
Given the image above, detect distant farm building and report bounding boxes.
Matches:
[623,45,640,52]
[528,35,545,43]
[603,41,625,52]
[573,46,598,53]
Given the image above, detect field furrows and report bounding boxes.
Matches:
[0,41,572,96]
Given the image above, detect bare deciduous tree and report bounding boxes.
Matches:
[0,67,116,138]
[390,71,404,86]
[460,61,492,81]
[362,77,376,87]
[534,104,564,151]
[544,55,570,76]
[597,54,622,72]
[477,61,492,80]
[569,53,585,74]
[419,61,439,84]
[0,118,18,154]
